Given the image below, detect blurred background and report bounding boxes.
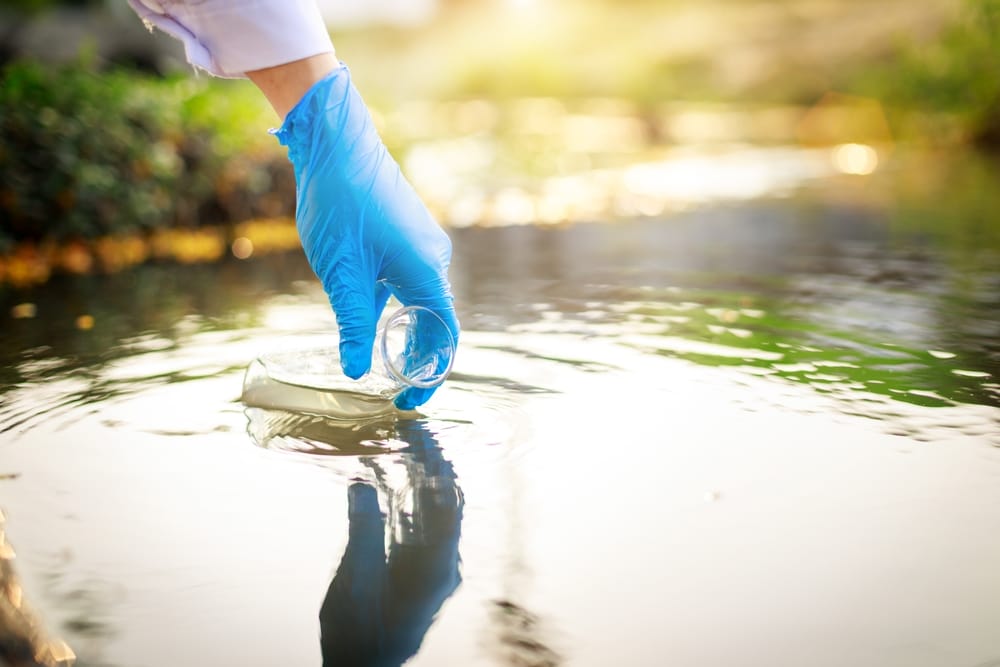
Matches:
[0,0,998,284]
[2,4,1000,666]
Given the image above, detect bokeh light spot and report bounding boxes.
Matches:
[832,143,878,175]
[232,237,254,260]
[11,302,37,319]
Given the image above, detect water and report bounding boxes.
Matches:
[241,304,458,420]
[242,354,400,419]
[243,365,397,419]
[1,149,999,667]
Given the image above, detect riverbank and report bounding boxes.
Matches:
[1,0,996,291]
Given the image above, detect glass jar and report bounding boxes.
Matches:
[241,306,456,419]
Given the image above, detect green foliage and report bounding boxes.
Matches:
[852,0,1000,146]
[0,59,287,248]
[1,60,172,244]
[1,0,101,17]
[4,0,72,13]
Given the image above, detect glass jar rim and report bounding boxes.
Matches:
[379,305,457,389]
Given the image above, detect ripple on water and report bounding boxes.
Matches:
[0,330,255,440]
[242,357,531,465]
[245,408,408,456]
[498,293,1000,447]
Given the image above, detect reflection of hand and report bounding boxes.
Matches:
[319,428,463,667]
[319,482,389,666]
[273,64,460,410]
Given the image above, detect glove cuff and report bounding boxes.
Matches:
[270,62,351,166]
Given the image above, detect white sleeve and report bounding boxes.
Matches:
[127,0,335,78]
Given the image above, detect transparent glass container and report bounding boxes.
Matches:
[241,306,456,419]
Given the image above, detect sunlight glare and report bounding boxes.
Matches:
[832,143,878,175]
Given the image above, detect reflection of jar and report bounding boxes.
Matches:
[241,306,456,419]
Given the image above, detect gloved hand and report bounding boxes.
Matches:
[273,64,459,410]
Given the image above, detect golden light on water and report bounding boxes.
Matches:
[832,143,879,175]
[417,144,838,228]
[0,220,303,288]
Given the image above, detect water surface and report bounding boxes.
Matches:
[1,149,999,667]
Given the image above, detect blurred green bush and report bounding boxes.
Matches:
[0,58,292,253]
[852,0,1000,147]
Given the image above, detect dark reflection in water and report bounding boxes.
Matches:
[487,599,561,667]
[249,409,567,666]
[320,430,462,667]
[251,412,463,667]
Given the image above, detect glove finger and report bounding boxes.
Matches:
[388,288,460,348]
[381,221,459,341]
[395,385,435,411]
[329,284,379,380]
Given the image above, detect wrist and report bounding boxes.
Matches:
[247,52,339,121]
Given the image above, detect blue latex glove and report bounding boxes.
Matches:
[273,64,459,410]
